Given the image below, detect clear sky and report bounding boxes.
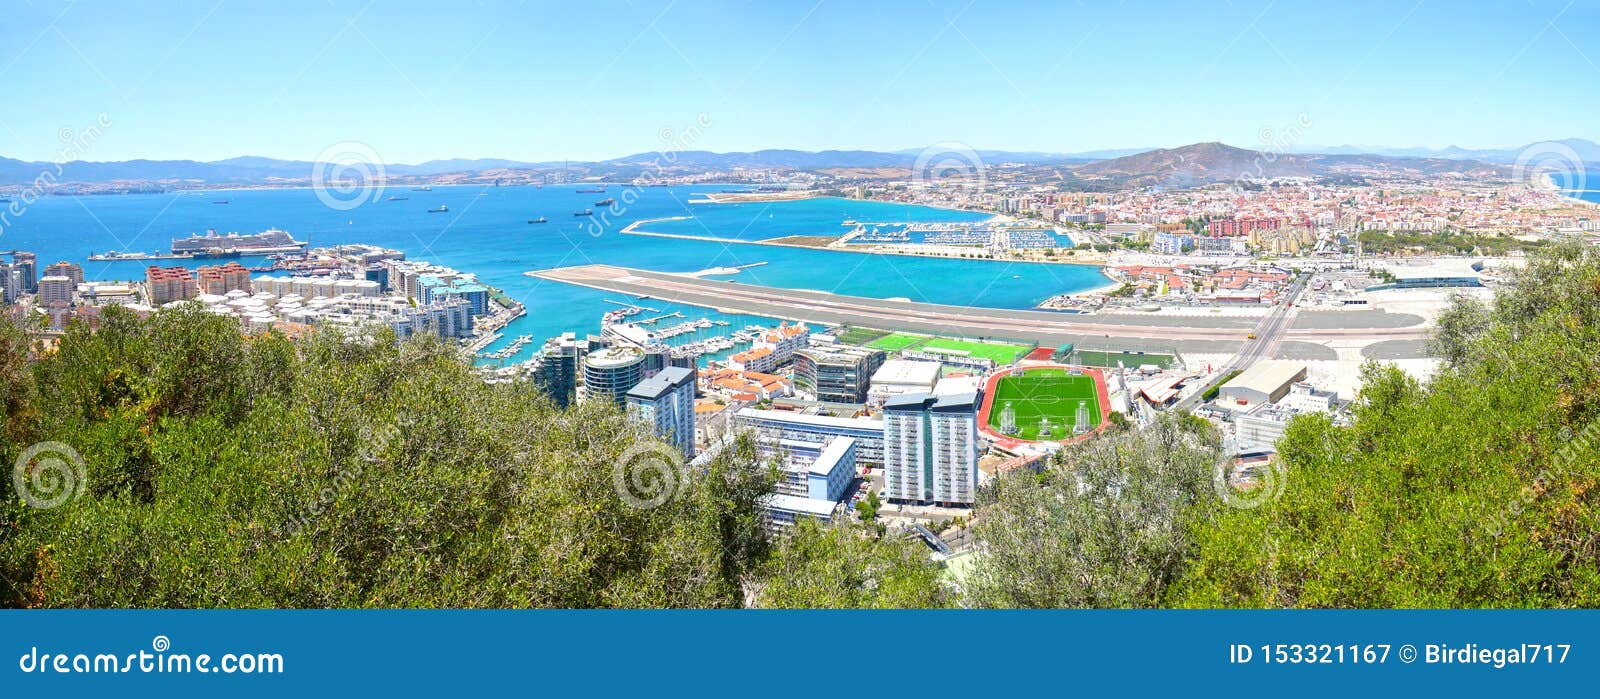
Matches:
[3,0,1597,163]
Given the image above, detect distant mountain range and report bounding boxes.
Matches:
[1,138,1592,188]
[1286,138,1600,164]
[1072,142,1513,187]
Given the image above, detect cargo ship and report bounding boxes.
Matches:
[575,187,606,194]
[171,228,308,256]
[428,205,449,213]
[573,209,593,216]
[593,197,615,206]
[528,216,547,224]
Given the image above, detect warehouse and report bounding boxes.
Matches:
[1216,360,1307,407]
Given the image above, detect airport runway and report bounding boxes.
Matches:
[530,264,1431,353]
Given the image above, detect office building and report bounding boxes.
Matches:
[882,391,983,507]
[626,366,698,458]
[868,359,941,405]
[792,345,885,405]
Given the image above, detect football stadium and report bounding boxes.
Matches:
[978,365,1111,444]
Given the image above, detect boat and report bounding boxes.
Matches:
[428,205,449,213]
[171,228,307,255]
[413,186,433,191]
[593,197,615,206]
[573,209,593,216]
[213,199,229,204]
[575,186,606,194]
[528,217,547,224]
[387,195,409,201]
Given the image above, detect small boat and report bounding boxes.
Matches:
[594,197,615,206]
[573,209,593,216]
[428,205,449,213]
[528,217,547,224]
[386,195,409,201]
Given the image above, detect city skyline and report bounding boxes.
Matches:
[3,0,1597,163]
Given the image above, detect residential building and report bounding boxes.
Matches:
[42,261,84,286]
[728,346,778,374]
[1151,232,1194,255]
[763,436,856,502]
[196,261,252,295]
[37,275,74,306]
[882,391,982,507]
[626,366,698,458]
[145,266,199,305]
[583,346,646,406]
[530,332,597,408]
[733,408,885,465]
[751,322,809,366]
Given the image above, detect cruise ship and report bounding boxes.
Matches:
[171,228,308,256]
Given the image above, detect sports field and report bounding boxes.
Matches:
[985,367,1102,441]
[1071,349,1176,370]
[866,333,1031,364]
[832,326,891,346]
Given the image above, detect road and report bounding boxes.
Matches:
[1174,274,1309,412]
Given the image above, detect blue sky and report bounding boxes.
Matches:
[3,0,1597,163]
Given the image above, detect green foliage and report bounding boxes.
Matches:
[1177,243,1600,607]
[753,519,949,609]
[965,414,1219,608]
[1357,229,1548,256]
[0,306,784,608]
[854,489,880,522]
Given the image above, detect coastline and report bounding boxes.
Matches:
[621,216,1112,270]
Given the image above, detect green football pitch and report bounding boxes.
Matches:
[986,368,1102,440]
[866,333,1031,364]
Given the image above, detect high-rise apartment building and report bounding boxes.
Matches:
[625,366,697,458]
[882,391,982,507]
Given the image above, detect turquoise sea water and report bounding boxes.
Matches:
[0,185,1111,364]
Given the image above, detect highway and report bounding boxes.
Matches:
[1173,274,1309,412]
